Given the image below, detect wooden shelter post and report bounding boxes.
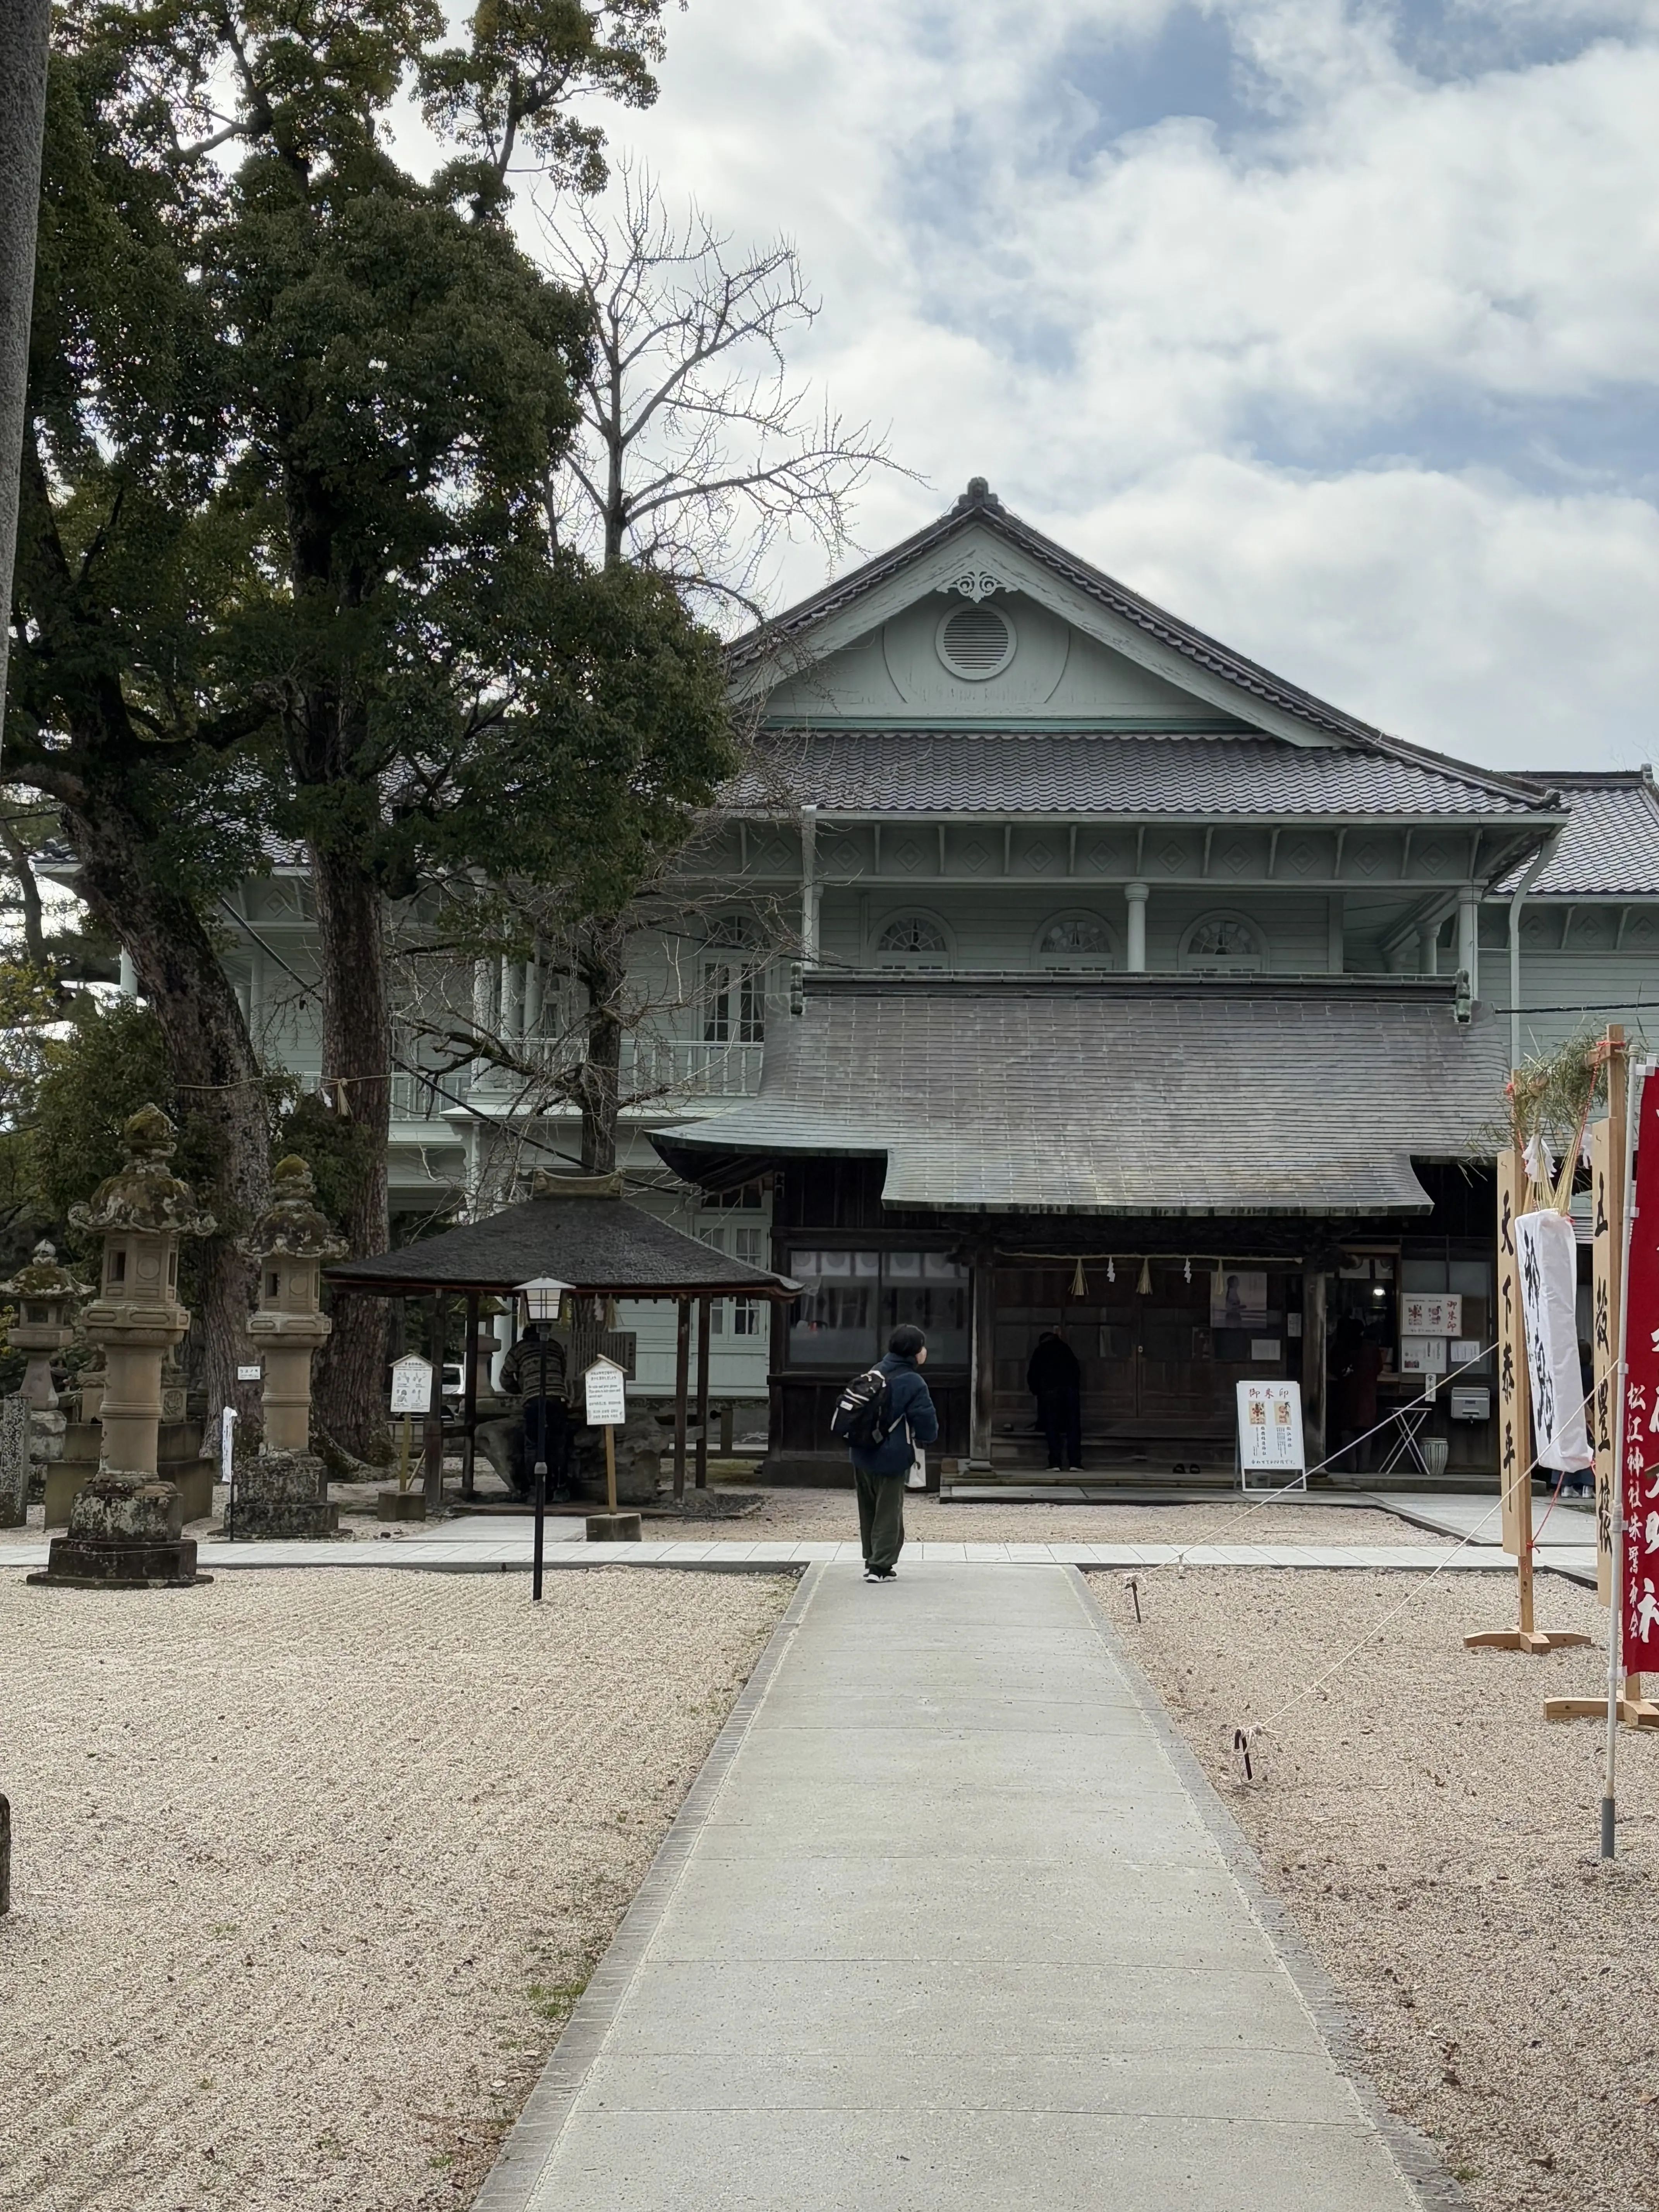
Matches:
[696,1296,712,1490]
[422,1290,446,1515]
[460,1288,480,1499]
[673,1297,691,1501]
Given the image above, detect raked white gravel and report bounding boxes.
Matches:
[0,1567,790,2211]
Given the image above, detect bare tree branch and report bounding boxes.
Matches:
[534,160,921,626]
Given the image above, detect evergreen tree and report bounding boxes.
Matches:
[6,3,731,1452]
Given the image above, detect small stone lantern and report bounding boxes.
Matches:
[30,1104,216,1588]
[1,1242,91,1410]
[236,1156,345,1538]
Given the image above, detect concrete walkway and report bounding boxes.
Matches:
[477,1563,1447,2212]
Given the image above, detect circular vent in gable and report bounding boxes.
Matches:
[936,603,1015,680]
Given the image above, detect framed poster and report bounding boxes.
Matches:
[1400,1294,1462,1338]
[1211,1270,1268,1329]
[1400,1336,1449,1375]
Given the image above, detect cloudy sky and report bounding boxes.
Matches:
[544,0,1659,773]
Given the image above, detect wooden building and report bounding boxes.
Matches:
[178,480,1659,1465]
[651,480,1652,1478]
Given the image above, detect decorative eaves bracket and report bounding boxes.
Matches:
[936,567,1009,603]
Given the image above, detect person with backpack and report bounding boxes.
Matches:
[831,1323,939,1582]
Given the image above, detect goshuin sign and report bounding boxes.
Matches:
[1236,1379,1305,1484]
[1619,1069,1659,1672]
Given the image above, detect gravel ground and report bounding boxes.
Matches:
[1118,1566,1659,2212]
[0,1486,1449,1551]
[672,1484,1446,1547]
[0,1568,790,2212]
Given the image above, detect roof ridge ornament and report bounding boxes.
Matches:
[951,475,1005,515]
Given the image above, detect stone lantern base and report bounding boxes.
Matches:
[27,1470,208,1588]
[231,1449,339,1540]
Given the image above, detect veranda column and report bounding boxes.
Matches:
[30,1106,215,1588]
[1125,882,1148,972]
[237,1156,346,1538]
[1456,885,1480,1000]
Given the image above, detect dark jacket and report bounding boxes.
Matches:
[850,1350,939,1477]
[500,1332,568,1403]
[1027,1335,1081,1396]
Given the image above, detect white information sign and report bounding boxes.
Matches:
[236,1364,262,1382]
[1400,1336,1449,1376]
[389,1353,433,1415]
[584,1357,627,1428]
[1236,1379,1305,1477]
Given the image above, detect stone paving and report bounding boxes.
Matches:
[476,1563,1449,2212]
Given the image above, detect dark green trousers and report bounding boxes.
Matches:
[854,1466,907,1573]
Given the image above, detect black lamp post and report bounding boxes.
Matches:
[517,1275,570,1602]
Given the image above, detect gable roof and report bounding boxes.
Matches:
[731,479,1558,821]
[1492,770,1659,897]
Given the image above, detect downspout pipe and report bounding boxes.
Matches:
[1508,831,1562,1073]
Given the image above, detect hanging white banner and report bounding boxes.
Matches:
[1513,1209,1592,1472]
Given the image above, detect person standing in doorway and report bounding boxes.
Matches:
[1027,1328,1083,1471]
[850,1324,938,1582]
[1328,1315,1382,1474]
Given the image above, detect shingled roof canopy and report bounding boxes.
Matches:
[326,1193,800,1300]
[654,975,1507,1219]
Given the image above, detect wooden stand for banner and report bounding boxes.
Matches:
[1540,1030,1659,1724]
[1465,1142,1592,1655]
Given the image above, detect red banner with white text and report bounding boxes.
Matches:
[1618,1068,1659,1670]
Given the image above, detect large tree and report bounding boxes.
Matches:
[7,2,730,1452]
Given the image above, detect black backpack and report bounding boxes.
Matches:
[829,1365,892,1449]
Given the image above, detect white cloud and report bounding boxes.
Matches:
[533,0,1659,766]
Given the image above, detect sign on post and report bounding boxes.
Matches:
[583,1357,627,1428]
[585,1357,627,1517]
[389,1354,433,1415]
[1236,1379,1304,1486]
[1617,1068,1659,1674]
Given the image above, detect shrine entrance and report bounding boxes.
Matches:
[988,1258,1299,1469]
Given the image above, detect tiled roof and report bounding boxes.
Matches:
[731,730,1539,819]
[732,483,1555,811]
[327,1194,797,1297]
[1491,771,1659,896]
[655,975,1506,1217]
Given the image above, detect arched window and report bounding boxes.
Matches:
[1034,912,1115,970]
[874,913,952,971]
[1179,912,1265,975]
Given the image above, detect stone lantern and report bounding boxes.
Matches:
[29,1104,215,1588]
[2,1242,90,1410]
[235,1156,345,1538]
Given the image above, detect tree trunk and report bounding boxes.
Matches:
[309,841,391,1458]
[0,0,51,748]
[575,921,625,1173]
[60,779,269,1432]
